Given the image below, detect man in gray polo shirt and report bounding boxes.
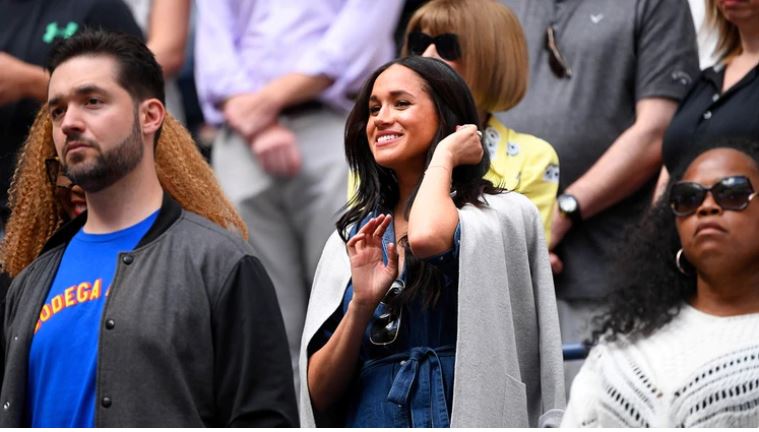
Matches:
[499,0,699,386]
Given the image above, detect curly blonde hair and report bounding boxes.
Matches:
[0,109,247,277]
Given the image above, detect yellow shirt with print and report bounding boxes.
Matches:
[347,116,559,244]
[483,116,559,244]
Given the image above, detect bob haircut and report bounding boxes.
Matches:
[706,0,741,61]
[338,56,498,305]
[402,0,528,113]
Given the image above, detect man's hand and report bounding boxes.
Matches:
[549,206,572,274]
[249,122,302,178]
[0,52,48,104]
[222,73,333,140]
[223,91,282,139]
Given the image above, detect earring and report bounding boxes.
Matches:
[675,248,689,275]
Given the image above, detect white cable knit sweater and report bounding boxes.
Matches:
[562,304,759,427]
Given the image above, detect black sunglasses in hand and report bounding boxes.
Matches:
[369,279,405,346]
[669,175,756,216]
[407,31,462,61]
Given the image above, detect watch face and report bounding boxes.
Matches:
[559,195,577,213]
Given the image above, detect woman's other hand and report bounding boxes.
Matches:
[436,124,484,167]
[347,214,399,309]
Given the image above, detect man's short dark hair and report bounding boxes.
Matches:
[47,29,165,105]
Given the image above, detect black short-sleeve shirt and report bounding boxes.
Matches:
[662,63,759,174]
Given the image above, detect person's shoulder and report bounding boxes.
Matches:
[488,117,558,161]
[480,191,540,219]
[635,0,695,24]
[4,244,64,304]
[583,337,633,372]
[171,210,253,257]
[508,129,559,162]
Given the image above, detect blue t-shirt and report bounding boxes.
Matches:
[26,211,158,427]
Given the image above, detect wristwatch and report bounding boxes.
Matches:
[557,193,582,224]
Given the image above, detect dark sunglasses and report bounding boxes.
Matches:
[44,156,74,190]
[669,175,756,216]
[369,279,405,346]
[407,31,462,61]
[545,25,572,79]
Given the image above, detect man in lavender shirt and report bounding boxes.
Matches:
[194,0,403,393]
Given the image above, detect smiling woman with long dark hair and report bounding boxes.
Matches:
[563,138,759,427]
[297,56,565,428]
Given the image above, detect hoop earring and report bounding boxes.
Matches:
[676,248,689,275]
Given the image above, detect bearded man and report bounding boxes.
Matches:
[0,30,298,427]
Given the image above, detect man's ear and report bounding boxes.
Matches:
[140,98,165,137]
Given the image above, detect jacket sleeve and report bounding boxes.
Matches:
[523,199,566,427]
[212,254,299,427]
[0,272,11,381]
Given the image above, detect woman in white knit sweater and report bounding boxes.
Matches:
[562,138,759,427]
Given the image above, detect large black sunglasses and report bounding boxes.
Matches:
[369,279,405,346]
[407,31,462,61]
[669,175,756,216]
[545,25,572,79]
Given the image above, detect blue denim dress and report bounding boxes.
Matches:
[310,220,460,427]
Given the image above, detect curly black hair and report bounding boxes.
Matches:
[589,137,759,345]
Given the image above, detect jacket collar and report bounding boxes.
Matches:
[40,191,182,254]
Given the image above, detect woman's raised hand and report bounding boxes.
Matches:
[346,214,400,309]
[436,124,484,167]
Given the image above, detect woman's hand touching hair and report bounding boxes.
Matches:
[435,124,484,167]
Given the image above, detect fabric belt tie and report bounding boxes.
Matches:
[384,345,453,427]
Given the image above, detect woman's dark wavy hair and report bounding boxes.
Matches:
[337,56,499,305]
[590,138,759,345]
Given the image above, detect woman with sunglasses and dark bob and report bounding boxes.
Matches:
[562,138,759,427]
[299,56,565,428]
[399,0,559,244]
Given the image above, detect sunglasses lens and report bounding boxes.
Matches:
[434,34,461,61]
[369,280,405,346]
[45,158,60,185]
[408,32,431,56]
[545,26,572,78]
[407,32,461,61]
[714,177,754,210]
[548,51,567,78]
[670,183,705,216]
[369,310,401,345]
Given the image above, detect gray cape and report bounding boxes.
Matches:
[299,192,565,427]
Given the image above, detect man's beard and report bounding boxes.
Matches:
[63,113,144,193]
